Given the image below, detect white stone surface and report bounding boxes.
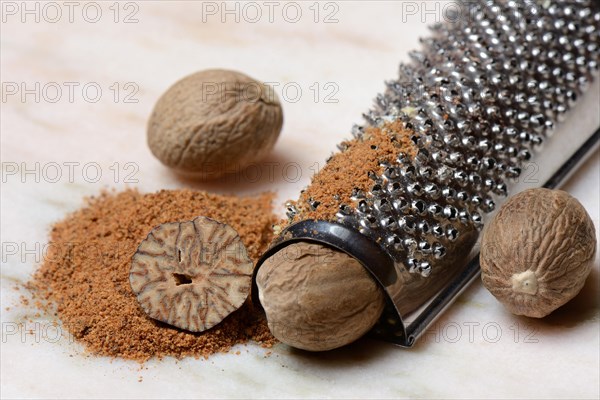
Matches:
[1,1,598,398]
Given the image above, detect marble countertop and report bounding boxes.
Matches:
[1,1,599,398]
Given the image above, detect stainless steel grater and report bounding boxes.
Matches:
[252,0,600,347]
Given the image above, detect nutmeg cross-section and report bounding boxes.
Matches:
[130,216,253,332]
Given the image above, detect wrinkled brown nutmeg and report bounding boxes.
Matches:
[256,242,386,351]
[148,69,283,179]
[480,188,596,318]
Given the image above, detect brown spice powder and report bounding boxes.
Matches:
[28,189,278,361]
[290,121,417,222]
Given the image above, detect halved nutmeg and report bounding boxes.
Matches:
[130,216,253,332]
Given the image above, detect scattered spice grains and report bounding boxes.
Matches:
[28,189,278,361]
[289,121,417,222]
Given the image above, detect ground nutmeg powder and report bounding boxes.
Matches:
[287,121,417,223]
[28,188,278,361]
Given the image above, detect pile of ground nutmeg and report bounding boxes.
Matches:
[28,188,278,361]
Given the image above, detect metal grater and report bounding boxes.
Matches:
[252,0,600,346]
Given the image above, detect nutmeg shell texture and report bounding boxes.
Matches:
[256,242,386,351]
[480,188,596,318]
[148,69,283,178]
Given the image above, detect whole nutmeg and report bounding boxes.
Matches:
[256,242,386,351]
[148,69,283,179]
[480,188,596,318]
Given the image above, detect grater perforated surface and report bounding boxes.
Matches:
[287,0,599,277]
